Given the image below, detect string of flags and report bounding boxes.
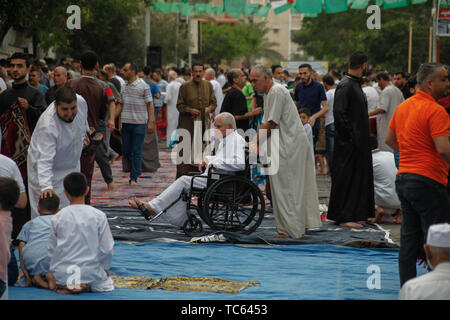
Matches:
[148,0,428,18]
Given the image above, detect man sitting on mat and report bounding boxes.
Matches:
[129,112,246,227]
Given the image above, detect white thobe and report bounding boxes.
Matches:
[376,84,404,152]
[398,263,450,300]
[149,130,246,227]
[363,86,380,113]
[263,84,322,238]
[27,95,89,219]
[164,80,181,147]
[209,79,224,144]
[47,205,114,291]
[372,150,401,212]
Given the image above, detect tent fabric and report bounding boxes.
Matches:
[8,242,428,300]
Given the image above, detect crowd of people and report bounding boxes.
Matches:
[0,49,449,299]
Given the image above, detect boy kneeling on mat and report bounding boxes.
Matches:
[17,194,60,289]
[45,172,114,294]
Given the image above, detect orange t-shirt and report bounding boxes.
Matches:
[389,90,450,186]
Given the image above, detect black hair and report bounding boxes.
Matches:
[80,51,98,70]
[55,87,77,106]
[283,70,289,76]
[10,52,31,67]
[191,63,204,70]
[331,70,341,80]
[227,70,239,85]
[376,72,390,82]
[143,66,152,76]
[394,71,406,78]
[298,63,312,71]
[322,74,335,86]
[271,65,282,73]
[0,177,20,211]
[349,51,368,70]
[38,194,60,213]
[298,107,311,117]
[408,74,417,89]
[369,134,378,151]
[63,172,88,197]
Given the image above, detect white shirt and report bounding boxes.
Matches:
[209,79,224,115]
[217,74,226,88]
[303,123,315,163]
[27,94,89,218]
[376,84,404,152]
[164,80,182,146]
[114,75,126,90]
[48,205,114,287]
[0,78,7,92]
[325,88,335,126]
[398,262,450,300]
[0,154,25,193]
[363,86,380,113]
[205,130,246,173]
[372,150,401,209]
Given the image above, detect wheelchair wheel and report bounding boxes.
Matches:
[202,176,265,234]
[183,213,203,237]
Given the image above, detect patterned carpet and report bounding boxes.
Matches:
[90,151,176,207]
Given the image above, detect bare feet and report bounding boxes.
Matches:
[369,207,385,223]
[46,273,57,291]
[56,284,91,294]
[107,182,115,191]
[277,233,290,238]
[32,275,49,289]
[339,222,364,228]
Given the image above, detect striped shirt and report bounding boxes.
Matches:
[120,78,153,124]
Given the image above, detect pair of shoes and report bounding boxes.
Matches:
[107,182,115,191]
[129,180,138,186]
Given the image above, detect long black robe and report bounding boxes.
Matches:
[328,73,374,223]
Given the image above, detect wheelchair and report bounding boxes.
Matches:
[138,148,266,237]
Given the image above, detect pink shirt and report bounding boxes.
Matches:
[0,210,12,281]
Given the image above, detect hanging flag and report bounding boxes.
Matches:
[324,0,348,13]
[294,0,323,14]
[382,0,410,9]
[224,0,247,18]
[256,3,272,17]
[350,0,370,9]
[245,3,260,17]
[274,3,293,15]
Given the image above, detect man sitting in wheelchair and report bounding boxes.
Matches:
[128,112,246,227]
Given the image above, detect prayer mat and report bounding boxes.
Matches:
[111,275,260,293]
[0,102,31,178]
[90,151,176,207]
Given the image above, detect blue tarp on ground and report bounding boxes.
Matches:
[9,241,427,300]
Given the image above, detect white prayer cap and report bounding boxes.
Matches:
[426,223,450,248]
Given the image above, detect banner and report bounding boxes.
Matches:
[281,61,329,76]
[438,0,450,37]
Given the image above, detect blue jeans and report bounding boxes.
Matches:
[325,123,334,175]
[121,123,146,182]
[395,173,450,287]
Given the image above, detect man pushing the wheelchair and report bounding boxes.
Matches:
[128,112,246,228]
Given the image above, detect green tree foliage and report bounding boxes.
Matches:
[292,2,449,73]
[149,12,191,66]
[200,20,282,66]
[0,0,146,66]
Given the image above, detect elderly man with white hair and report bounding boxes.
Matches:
[249,64,321,239]
[399,223,450,300]
[129,112,246,227]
